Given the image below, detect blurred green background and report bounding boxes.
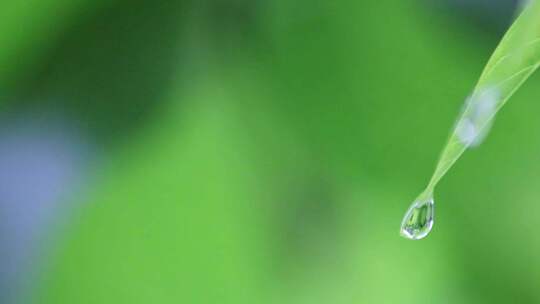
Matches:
[2,0,540,303]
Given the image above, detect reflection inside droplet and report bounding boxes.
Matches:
[400,197,434,240]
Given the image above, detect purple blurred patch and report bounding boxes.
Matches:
[0,112,93,303]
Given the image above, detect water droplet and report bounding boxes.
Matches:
[456,87,499,147]
[400,197,434,240]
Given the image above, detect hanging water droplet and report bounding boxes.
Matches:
[400,197,434,240]
[456,87,499,147]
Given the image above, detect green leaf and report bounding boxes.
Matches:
[401,2,540,240]
[426,2,540,194]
